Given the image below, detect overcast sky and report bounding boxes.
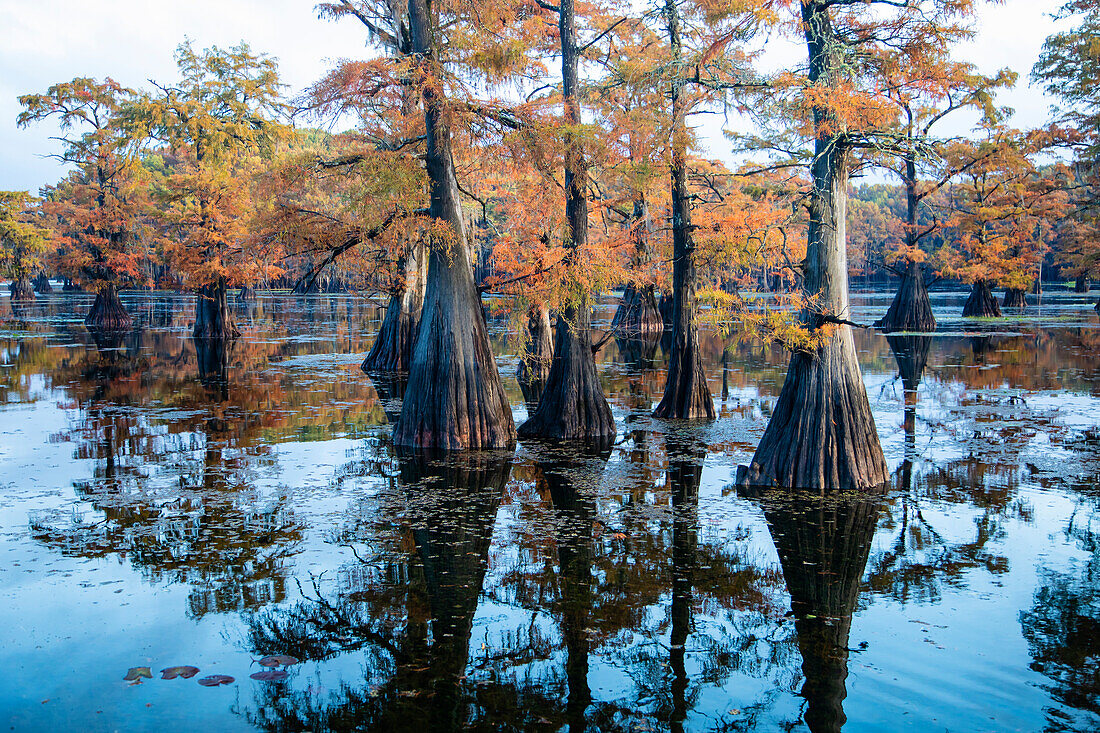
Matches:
[0,0,1069,193]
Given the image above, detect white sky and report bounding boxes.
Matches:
[0,0,1069,193]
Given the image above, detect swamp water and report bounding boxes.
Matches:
[1,288,1099,732]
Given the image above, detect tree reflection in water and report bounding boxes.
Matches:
[747,487,881,733]
[1021,463,1100,733]
[242,450,516,731]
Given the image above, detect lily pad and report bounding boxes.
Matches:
[257,655,299,667]
[250,670,289,682]
[196,675,235,687]
[160,666,200,680]
[123,667,152,682]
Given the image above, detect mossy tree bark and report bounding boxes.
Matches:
[392,0,515,450]
[518,0,614,443]
[740,3,887,490]
[362,238,427,373]
[652,0,714,421]
[517,304,554,408]
[85,282,133,330]
[193,278,241,340]
[962,279,1001,317]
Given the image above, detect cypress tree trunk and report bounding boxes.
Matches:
[519,0,614,442]
[878,146,936,333]
[611,197,663,336]
[9,277,34,301]
[519,301,615,440]
[85,282,133,330]
[33,273,53,294]
[517,304,554,408]
[362,239,427,373]
[193,278,241,339]
[653,0,714,421]
[740,2,887,490]
[238,285,256,302]
[962,279,1001,317]
[657,293,673,330]
[875,260,935,332]
[1075,275,1090,293]
[611,284,663,336]
[1003,287,1027,308]
[393,0,515,450]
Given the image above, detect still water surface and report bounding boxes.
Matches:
[1,289,1099,732]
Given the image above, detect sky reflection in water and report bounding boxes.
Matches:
[0,288,1098,732]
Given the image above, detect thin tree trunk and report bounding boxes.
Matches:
[393,0,515,450]
[193,278,240,339]
[653,0,714,421]
[519,0,614,442]
[362,238,427,373]
[962,279,1001,317]
[86,281,133,330]
[517,304,554,408]
[741,2,887,490]
[875,260,935,332]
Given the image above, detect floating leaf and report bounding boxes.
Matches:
[160,666,200,680]
[257,655,299,667]
[123,667,152,682]
[197,675,234,687]
[250,670,289,682]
